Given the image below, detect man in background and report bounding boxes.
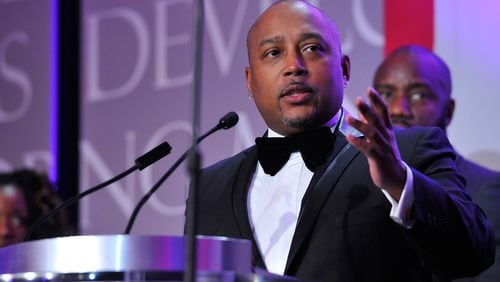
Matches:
[373,44,500,281]
[0,169,70,248]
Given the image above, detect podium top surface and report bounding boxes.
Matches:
[0,235,252,276]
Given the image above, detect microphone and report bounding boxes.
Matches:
[23,141,172,242]
[123,111,239,234]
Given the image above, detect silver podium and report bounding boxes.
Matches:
[0,235,297,282]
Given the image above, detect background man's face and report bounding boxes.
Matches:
[373,54,453,130]
[0,187,28,247]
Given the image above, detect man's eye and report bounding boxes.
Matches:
[410,92,425,102]
[303,45,321,53]
[265,50,281,58]
[379,91,392,100]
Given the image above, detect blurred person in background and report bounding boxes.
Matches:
[373,44,500,281]
[0,169,71,248]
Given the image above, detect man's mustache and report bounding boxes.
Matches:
[280,82,315,97]
[390,115,411,127]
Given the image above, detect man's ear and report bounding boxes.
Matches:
[245,66,252,94]
[445,98,455,127]
[342,55,351,82]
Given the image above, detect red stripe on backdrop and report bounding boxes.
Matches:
[384,0,434,56]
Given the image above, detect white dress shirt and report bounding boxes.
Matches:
[247,110,414,275]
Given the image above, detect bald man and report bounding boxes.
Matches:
[185,2,494,281]
[374,44,500,281]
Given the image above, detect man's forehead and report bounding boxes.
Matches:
[0,186,25,210]
[257,32,327,47]
[381,55,432,78]
[249,1,331,39]
[250,18,335,46]
[0,185,20,198]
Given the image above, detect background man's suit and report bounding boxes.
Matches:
[454,155,500,282]
[188,125,494,282]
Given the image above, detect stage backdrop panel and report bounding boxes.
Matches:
[1,0,498,237]
[435,0,500,171]
[80,0,383,235]
[0,0,55,176]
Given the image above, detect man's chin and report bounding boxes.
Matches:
[283,118,317,130]
[279,104,325,131]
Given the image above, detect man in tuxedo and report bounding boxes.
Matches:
[186,1,495,281]
[373,44,500,281]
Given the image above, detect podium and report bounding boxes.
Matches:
[0,235,297,281]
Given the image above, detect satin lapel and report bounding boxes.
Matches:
[285,133,361,272]
[230,146,266,269]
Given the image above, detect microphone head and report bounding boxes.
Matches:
[135,142,172,170]
[219,111,239,129]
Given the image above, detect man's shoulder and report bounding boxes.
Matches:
[392,125,459,174]
[456,154,500,185]
[394,125,452,152]
[394,125,446,140]
[202,146,256,173]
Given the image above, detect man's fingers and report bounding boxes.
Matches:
[354,96,386,137]
[346,133,369,153]
[367,87,392,129]
[346,114,386,147]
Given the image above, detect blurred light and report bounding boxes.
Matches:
[0,274,13,282]
[23,272,37,281]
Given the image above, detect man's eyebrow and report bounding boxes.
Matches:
[298,32,324,42]
[407,82,430,89]
[257,33,325,48]
[259,36,283,48]
[374,83,395,89]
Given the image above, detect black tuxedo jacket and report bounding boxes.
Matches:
[188,126,494,282]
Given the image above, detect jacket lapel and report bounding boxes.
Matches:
[285,132,361,272]
[230,146,267,269]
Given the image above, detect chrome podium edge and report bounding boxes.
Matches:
[0,235,251,275]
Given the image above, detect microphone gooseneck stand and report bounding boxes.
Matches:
[123,112,238,235]
[186,0,204,282]
[22,142,171,242]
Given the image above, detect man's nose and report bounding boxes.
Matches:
[283,52,308,77]
[389,94,412,117]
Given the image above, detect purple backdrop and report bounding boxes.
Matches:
[79,0,383,235]
[0,0,54,175]
[4,0,499,238]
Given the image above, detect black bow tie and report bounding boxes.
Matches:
[255,127,335,176]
